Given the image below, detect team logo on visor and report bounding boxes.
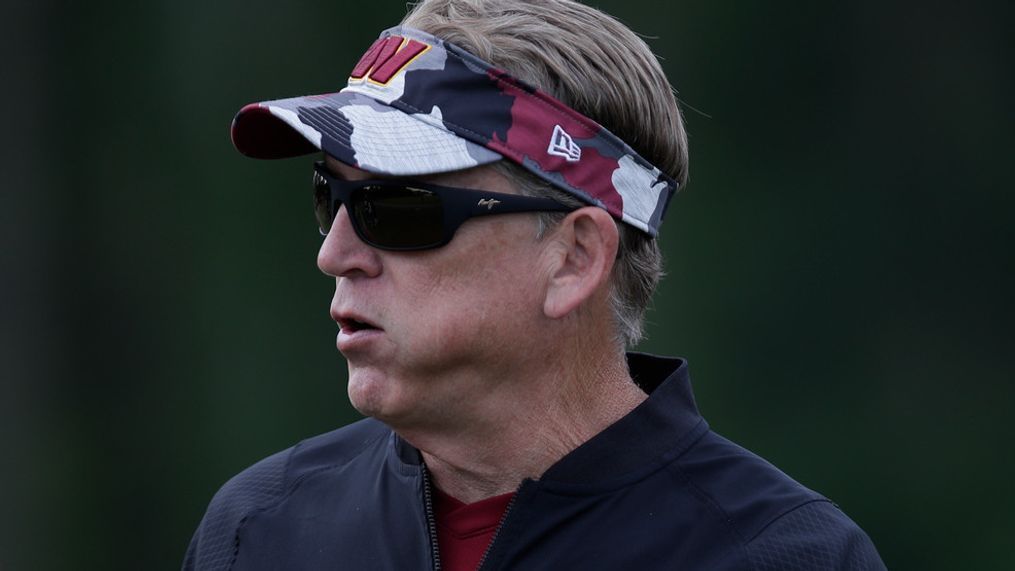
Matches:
[350,35,431,85]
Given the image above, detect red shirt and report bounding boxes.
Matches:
[433,488,515,571]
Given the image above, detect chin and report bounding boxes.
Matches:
[347,371,384,416]
[346,367,408,422]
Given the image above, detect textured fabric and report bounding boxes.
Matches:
[183,449,289,570]
[748,501,884,570]
[183,354,886,570]
[230,26,678,236]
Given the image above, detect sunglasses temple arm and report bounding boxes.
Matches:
[466,196,571,218]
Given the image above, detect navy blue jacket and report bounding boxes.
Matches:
[184,354,885,570]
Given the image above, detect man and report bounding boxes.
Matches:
[185,0,886,569]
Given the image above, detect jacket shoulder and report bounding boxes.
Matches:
[182,418,391,570]
[746,500,886,570]
[675,430,885,570]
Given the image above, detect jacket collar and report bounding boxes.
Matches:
[536,353,707,491]
[389,353,707,492]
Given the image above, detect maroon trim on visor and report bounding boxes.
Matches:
[230,104,318,160]
[484,69,628,223]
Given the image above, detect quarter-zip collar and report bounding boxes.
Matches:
[538,353,707,490]
[387,353,704,493]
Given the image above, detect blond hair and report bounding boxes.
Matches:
[403,0,689,348]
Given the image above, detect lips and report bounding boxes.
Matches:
[334,313,383,354]
[331,307,383,334]
[337,316,380,334]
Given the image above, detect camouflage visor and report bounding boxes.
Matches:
[231,26,679,236]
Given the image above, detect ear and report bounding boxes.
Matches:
[543,207,619,320]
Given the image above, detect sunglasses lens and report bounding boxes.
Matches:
[313,171,334,235]
[353,186,444,249]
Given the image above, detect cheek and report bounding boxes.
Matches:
[392,276,518,342]
[398,279,491,351]
[386,217,546,353]
[414,265,542,351]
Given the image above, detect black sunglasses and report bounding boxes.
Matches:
[313,161,573,251]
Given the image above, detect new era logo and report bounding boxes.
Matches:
[547,125,581,162]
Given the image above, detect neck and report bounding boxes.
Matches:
[403,349,646,504]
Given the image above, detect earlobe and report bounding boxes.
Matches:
[543,207,619,320]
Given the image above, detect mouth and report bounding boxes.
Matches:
[336,315,382,334]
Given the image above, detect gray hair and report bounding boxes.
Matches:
[403,0,688,348]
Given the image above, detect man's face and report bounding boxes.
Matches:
[317,156,553,431]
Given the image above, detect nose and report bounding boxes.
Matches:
[317,204,383,278]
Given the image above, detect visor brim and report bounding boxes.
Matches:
[230,91,503,176]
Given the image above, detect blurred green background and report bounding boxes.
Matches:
[3,0,1012,569]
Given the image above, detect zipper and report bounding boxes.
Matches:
[476,480,530,571]
[421,465,442,571]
